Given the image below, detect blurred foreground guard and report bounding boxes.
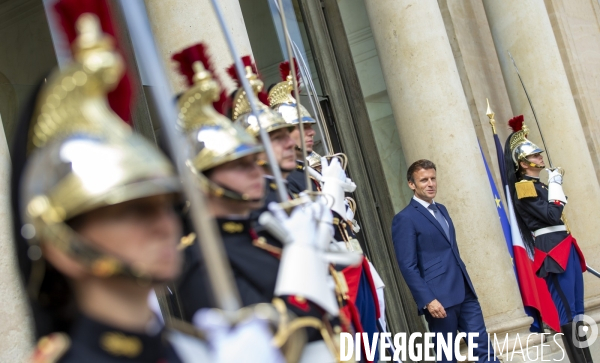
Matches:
[10,2,215,361]
[504,116,591,363]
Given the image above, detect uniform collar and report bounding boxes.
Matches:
[264,175,288,191]
[521,175,540,182]
[70,314,166,361]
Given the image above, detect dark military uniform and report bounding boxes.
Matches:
[505,115,592,363]
[177,217,281,316]
[33,315,206,363]
[286,160,320,196]
[514,175,586,325]
[176,217,327,342]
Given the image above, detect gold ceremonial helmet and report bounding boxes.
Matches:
[508,115,544,169]
[267,69,316,125]
[174,50,264,200]
[230,66,294,137]
[178,62,264,173]
[20,14,179,279]
[177,61,232,131]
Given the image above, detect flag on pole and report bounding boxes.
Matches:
[479,144,513,258]
[484,133,560,332]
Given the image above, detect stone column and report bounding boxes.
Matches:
[0,114,32,361]
[483,0,600,317]
[544,0,600,185]
[144,0,253,94]
[363,0,537,351]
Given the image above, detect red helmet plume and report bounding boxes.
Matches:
[226,56,269,106]
[172,43,229,115]
[279,59,301,86]
[508,115,524,133]
[226,56,258,87]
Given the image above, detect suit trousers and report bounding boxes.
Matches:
[424,278,495,363]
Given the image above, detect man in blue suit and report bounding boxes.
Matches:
[392,159,494,363]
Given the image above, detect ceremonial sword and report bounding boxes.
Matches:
[208,0,289,203]
[273,0,312,192]
[271,0,335,156]
[507,52,554,170]
[119,0,242,312]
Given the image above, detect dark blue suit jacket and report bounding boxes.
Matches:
[391,198,476,314]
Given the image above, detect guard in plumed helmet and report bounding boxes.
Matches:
[268,59,322,195]
[10,2,213,361]
[504,115,590,363]
[171,44,357,363]
[227,57,297,209]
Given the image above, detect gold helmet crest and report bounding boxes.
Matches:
[226,56,294,137]
[268,59,316,125]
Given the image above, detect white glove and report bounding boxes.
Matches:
[320,157,356,217]
[193,309,284,363]
[267,195,361,316]
[547,168,563,185]
[547,168,567,204]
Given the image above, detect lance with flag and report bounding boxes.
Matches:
[484,100,559,333]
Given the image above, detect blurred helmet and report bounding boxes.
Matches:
[20,13,179,281]
[268,60,316,125]
[227,57,294,137]
[173,44,264,201]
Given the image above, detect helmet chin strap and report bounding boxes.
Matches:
[519,156,544,170]
[529,162,545,169]
[195,170,263,203]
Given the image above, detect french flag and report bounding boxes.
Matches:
[481,136,560,332]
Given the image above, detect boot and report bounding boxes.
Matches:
[561,325,577,363]
[562,323,591,363]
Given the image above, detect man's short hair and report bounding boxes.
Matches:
[407,159,436,183]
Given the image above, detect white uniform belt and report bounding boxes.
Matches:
[534,225,567,237]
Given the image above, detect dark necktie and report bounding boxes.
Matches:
[428,204,450,240]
